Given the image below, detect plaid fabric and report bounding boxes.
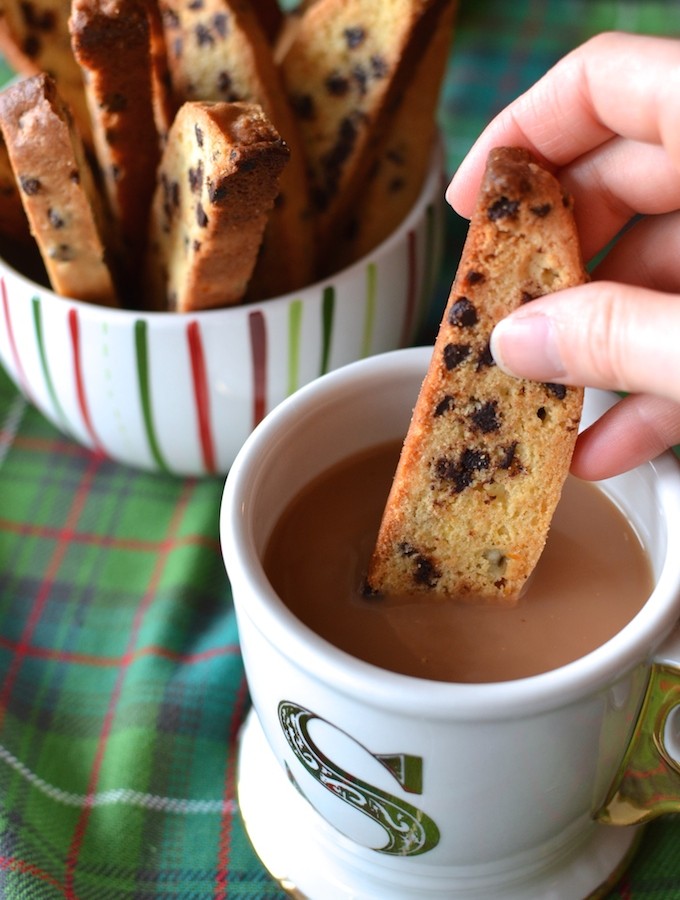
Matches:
[1,1,680,897]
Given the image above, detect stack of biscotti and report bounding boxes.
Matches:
[0,0,457,309]
[279,0,455,274]
[159,0,314,298]
[366,147,588,605]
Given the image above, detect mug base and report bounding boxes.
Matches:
[236,708,642,899]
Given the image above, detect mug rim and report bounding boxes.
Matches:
[221,346,680,721]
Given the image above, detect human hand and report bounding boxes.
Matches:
[446,31,680,479]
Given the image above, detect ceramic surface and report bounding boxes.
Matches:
[221,347,680,898]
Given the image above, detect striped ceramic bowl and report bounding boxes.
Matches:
[0,148,444,476]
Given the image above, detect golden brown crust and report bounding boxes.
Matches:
[144,100,289,311]
[279,0,450,271]
[159,0,314,298]
[69,0,161,282]
[0,73,118,305]
[366,147,588,605]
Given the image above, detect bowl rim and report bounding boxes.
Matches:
[0,140,445,323]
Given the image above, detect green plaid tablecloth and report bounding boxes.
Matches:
[2,1,680,897]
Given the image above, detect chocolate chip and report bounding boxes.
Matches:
[371,55,388,78]
[22,35,40,58]
[344,26,366,48]
[195,23,214,46]
[531,203,552,217]
[470,400,501,433]
[19,176,40,195]
[537,407,546,420]
[476,342,495,370]
[465,270,484,285]
[188,161,203,193]
[326,72,350,96]
[291,93,315,120]
[448,297,478,328]
[48,243,74,261]
[488,196,520,221]
[212,12,228,37]
[443,343,470,370]
[436,449,490,492]
[208,179,227,203]
[352,64,368,95]
[499,442,518,469]
[103,92,127,113]
[194,125,204,147]
[398,542,416,558]
[545,382,567,400]
[412,554,441,588]
[47,208,65,228]
[196,202,208,227]
[434,395,455,417]
[461,448,491,472]
[217,71,235,98]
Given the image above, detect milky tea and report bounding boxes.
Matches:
[264,440,653,683]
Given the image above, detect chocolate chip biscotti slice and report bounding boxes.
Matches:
[0,73,118,305]
[70,0,161,285]
[366,147,588,605]
[159,0,314,297]
[279,0,450,270]
[144,100,289,311]
[332,0,457,270]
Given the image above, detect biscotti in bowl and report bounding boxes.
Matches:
[0,142,444,476]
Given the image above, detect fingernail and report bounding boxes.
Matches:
[490,314,567,380]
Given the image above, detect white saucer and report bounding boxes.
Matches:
[236,708,642,899]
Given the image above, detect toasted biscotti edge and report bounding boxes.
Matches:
[366,147,588,605]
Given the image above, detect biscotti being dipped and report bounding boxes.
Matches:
[366,147,588,605]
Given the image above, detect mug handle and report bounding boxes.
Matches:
[596,629,680,825]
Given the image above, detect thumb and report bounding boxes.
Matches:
[489,281,680,403]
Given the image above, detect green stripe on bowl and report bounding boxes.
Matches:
[287,299,303,396]
[134,320,170,473]
[31,296,70,434]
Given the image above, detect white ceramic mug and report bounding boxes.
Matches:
[220,346,680,899]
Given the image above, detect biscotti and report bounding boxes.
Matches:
[0,73,119,305]
[144,100,289,312]
[69,0,161,283]
[366,147,588,604]
[0,0,93,146]
[279,0,450,271]
[332,0,456,269]
[159,0,314,298]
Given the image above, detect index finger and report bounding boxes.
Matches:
[447,31,680,218]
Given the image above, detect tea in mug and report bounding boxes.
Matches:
[264,440,653,683]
